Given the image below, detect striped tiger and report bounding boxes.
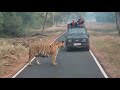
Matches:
[27,41,64,66]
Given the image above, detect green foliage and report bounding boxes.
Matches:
[53,12,86,25]
[0,12,116,37]
[95,12,115,23]
[3,12,23,36]
[0,12,88,37]
[0,12,54,37]
[32,12,45,28]
[0,12,4,32]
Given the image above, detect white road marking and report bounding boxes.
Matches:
[50,30,67,45]
[12,30,67,78]
[12,57,35,78]
[89,50,109,78]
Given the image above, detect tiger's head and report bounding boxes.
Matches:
[55,41,64,48]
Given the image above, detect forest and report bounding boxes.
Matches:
[0,12,119,37]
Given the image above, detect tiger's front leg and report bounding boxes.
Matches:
[51,47,59,66]
[29,61,33,66]
[51,54,57,66]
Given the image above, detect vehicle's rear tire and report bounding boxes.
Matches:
[85,46,90,51]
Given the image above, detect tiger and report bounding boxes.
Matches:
[26,41,64,66]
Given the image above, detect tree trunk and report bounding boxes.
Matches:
[53,13,55,27]
[56,21,57,27]
[115,12,120,36]
[42,12,48,35]
[60,18,62,26]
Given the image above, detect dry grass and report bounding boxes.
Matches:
[86,22,120,78]
[0,38,28,77]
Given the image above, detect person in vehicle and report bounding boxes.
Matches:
[67,24,70,29]
[67,23,72,29]
[71,19,76,28]
[78,16,85,28]
[75,21,78,27]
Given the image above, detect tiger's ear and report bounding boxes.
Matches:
[62,41,64,43]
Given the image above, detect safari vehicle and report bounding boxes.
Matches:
[65,27,90,51]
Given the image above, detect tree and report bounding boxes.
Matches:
[3,12,23,36]
[42,12,48,35]
[16,12,34,27]
[0,12,4,32]
[95,12,115,23]
[115,12,120,36]
[53,12,86,25]
[0,12,87,37]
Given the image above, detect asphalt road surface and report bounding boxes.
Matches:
[15,32,105,78]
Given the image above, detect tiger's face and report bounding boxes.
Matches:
[55,41,64,48]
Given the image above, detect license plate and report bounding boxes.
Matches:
[73,43,81,46]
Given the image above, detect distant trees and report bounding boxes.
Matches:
[0,12,87,37]
[3,12,23,36]
[42,12,48,35]
[0,12,4,32]
[4,12,119,37]
[95,12,115,23]
[53,12,86,26]
[0,12,54,37]
[115,12,120,36]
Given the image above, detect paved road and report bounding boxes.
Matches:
[15,32,105,78]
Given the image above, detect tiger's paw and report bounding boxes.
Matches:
[36,60,42,65]
[52,63,57,66]
[25,61,29,63]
